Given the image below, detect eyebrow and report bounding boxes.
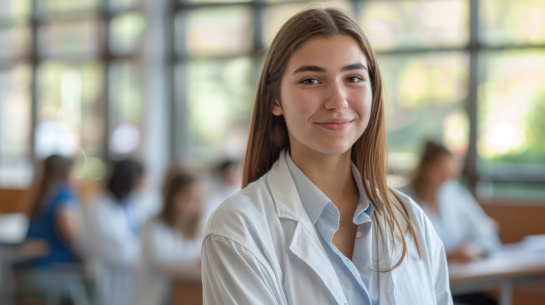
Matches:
[292,63,368,75]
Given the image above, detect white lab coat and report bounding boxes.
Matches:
[135,218,202,305]
[202,150,453,305]
[85,191,159,305]
[400,180,501,254]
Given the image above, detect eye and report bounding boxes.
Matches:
[346,75,363,83]
[300,78,319,85]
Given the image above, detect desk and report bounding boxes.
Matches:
[0,239,48,305]
[171,280,202,305]
[449,249,545,305]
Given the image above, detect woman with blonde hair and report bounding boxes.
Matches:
[202,8,452,305]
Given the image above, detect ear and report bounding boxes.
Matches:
[271,99,283,116]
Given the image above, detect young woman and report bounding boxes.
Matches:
[400,141,501,262]
[202,8,453,305]
[136,170,203,305]
[26,155,81,266]
[17,155,82,298]
[86,159,148,305]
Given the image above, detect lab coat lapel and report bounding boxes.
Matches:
[289,221,347,305]
[267,150,347,304]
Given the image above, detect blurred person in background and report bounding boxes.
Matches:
[400,141,500,305]
[135,169,203,305]
[400,141,501,262]
[203,158,241,224]
[86,159,151,305]
[15,154,84,301]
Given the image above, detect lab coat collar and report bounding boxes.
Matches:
[267,150,348,304]
[266,149,406,305]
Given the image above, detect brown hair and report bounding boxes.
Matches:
[242,7,420,270]
[160,170,201,239]
[30,155,74,216]
[412,140,453,200]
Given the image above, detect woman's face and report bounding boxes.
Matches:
[173,183,203,216]
[273,35,372,158]
[425,156,454,190]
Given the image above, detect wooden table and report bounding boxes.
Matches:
[171,280,203,305]
[449,248,545,305]
[0,239,48,305]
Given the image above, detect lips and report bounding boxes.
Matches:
[315,118,354,130]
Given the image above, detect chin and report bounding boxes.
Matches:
[315,142,353,156]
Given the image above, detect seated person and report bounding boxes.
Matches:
[86,159,149,305]
[16,155,83,300]
[203,158,241,224]
[400,141,501,305]
[136,169,203,305]
[400,141,501,262]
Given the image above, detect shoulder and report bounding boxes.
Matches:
[88,193,122,222]
[205,174,278,248]
[392,188,443,252]
[142,217,165,236]
[438,179,473,202]
[49,182,78,208]
[392,188,427,224]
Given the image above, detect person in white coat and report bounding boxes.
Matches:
[201,8,453,305]
[86,159,154,305]
[400,141,501,262]
[203,159,241,224]
[399,141,500,305]
[136,170,203,305]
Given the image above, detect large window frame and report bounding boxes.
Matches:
[0,0,145,185]
[168,0,545,198]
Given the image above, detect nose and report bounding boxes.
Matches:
[323,81,348,110]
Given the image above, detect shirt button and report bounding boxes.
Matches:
[356,231,363,239]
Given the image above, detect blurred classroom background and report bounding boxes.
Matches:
[1,0,545,304]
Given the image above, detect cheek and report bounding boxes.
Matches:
[352,89,373,119]
[281,90,319,121]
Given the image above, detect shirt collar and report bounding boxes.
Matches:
[286,152,374,225]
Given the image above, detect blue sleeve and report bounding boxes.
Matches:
[50,183,78,210]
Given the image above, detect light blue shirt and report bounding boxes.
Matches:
[286,154,376,305]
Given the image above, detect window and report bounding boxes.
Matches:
[170,0,545,200]
[0,0,145,187]
[2,0,544,199]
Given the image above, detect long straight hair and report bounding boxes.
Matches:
[242,8,420,270]
[160,170,201,239]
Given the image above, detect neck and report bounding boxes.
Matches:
[290,147,358,209]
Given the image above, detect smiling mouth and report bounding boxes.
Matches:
[316,120,354,131]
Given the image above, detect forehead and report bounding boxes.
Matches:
[286,35,368,70]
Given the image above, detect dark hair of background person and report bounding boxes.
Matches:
[218,159,238,174]
[30,155,74,215]
[106,159,144,202]
[160,171,200,238]
[241,7,420,270]
[412,140,453,200]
